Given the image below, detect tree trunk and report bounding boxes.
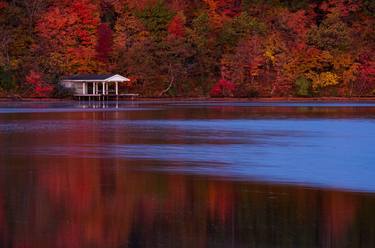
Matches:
[159,64,174,97]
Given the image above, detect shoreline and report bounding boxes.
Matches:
[1,96,375,102]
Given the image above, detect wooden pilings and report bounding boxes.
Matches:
[74,94,139,101]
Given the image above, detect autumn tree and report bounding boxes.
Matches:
[219,12,265,51]
[113,7,149,51]
[24,70,53,97]
[20,0,51,34]
[307,13,351,51]
[318,0,361,18]
[0,0,374,97]
[136,1,173,41]
[96,23,113,64]
[353,53,375,96]
[187,12,219,94]
[220,36,265,97]
[167,12,186,38]
[0,68,16,91]
[0,0,41,93]
[0,2,33,72]
[210,79,236,97]
[36,0,100,75]
[203,0,241,28]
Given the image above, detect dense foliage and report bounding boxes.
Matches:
[0,0,374,97]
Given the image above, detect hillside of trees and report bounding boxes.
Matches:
[0,0,374,98]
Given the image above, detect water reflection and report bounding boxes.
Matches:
[0,101,375,247]
[2,116,374,191]
[0,159,374,247]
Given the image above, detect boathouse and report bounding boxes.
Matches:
[60,74,132,98]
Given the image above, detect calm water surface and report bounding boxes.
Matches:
[0,101,374,248]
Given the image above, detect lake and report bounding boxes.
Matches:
[0,100,374,247]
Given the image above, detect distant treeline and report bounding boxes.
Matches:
[0,0,374,97]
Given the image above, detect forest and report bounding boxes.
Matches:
[0,0,374,98]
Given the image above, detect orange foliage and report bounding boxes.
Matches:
[167,14,186,38]
[0,0,374,97]
[36,0,100,74]
[203,0,241,27]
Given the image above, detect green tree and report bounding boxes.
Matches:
[136,1,173,41]
[187,13,219,94]
[294,76,311,96]
[219,12,265,51]
[0,68,16,91]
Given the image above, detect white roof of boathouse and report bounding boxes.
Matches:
[62,74,130,82]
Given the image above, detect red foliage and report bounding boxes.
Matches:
[167,15,185,38]
[355,53,375,95]
[210,79,236,97]
[286,10,310,47]
[319,0,361,17]
[0,1,7,9]
[36,0,100,73]
[123,0,158,11]
[167,0,189,12]
[71,0,100,45]
[217,0,241,17]
[96,23,113,62]
[25,71,53,97]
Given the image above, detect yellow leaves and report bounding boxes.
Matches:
[319,72,339,87]
[305,50,333,70]
[264,49,275,64]
[307,72,339,90]
[286,48,348,92]
[263,34,286,65]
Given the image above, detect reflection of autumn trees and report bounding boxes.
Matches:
[208,181,233,224]
[0,161,374,247]
[1,110,375,247]
[0,188,4,246]
[323,192,357,247]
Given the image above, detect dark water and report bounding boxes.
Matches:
[0,101,374,248]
